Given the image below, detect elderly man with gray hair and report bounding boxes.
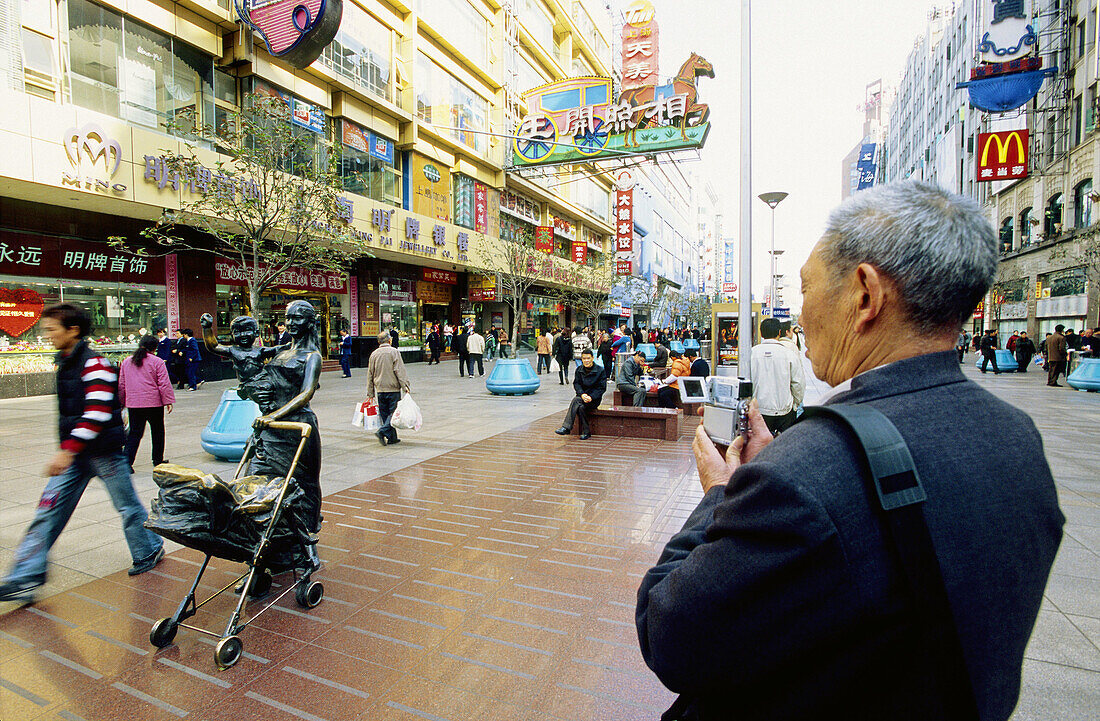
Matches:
[366,331,411,446]
[637,181,1064,721]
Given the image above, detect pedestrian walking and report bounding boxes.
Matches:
[366,331,411,446]
[554,328,573,384]
[426,325,442,365]
[467,327,486,377]
[1046,324,1068,386]
[554,349,605,440]
[571,326,592,368]
[388,325,399,349]
[955,330,969,364]
[0,304,164,603]
[339,328,353,377]
[443,323,453,352]
[119,334,175,469]
[453,325,470,376]
[180,328,203,390]
[979,329,1001,374]
[485,327,497,360]
[1014,331,1036,373]
[536,329,553,374]
[155,329,176,384]
[497,327,511,359]
[749,317,806,434]
[171,329,187,389]
[597,330,614,373]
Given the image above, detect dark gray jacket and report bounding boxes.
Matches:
[637,351,1063,720]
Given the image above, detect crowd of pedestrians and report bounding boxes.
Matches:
[963,323,1099,387]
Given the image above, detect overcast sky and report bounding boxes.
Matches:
[650,0,946,311]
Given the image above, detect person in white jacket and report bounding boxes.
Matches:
[466,328,486,377]
[749,317,805,434]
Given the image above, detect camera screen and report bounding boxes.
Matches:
[682,379,704,398]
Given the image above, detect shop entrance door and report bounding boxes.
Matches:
[260,291,332,359]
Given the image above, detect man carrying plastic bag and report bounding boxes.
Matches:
[391,394,423,432]
[366,331,411,445]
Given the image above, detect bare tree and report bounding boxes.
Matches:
[553,256,619,328]
[110,92,362,313]
[623,274,675,327]
[470,230,546,357]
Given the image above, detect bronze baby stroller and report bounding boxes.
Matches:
[143,422,323,669]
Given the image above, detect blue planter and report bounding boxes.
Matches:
[670,341,685,354]
[975,349,1019,373]
[637,343,657,362]
[486,358,541,395]
[200,389,261,461]
[683,339,701,351]
[1067,358,1100,391]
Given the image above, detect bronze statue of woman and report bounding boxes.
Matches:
[248,300,323,541]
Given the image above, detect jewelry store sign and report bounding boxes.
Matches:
[61,124,127,195]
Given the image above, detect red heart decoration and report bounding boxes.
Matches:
[0,287,45,338]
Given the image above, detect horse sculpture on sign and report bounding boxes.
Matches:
[615,53,714,148]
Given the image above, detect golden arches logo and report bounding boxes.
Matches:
[980,131,1027,166]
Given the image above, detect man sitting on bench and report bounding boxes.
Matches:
[555,349,605,440]
[616,349,649,406]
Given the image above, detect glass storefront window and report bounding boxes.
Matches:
[216,285,349,358]
[416,0,487,67]
[0,275,165,374]
[500,215,535,244]
[416,52,489,154]
[66,0,215,135]
[380,303,419,344]
[317,3,392,101]
[340,120,401,206]
[1039,267,1087,297]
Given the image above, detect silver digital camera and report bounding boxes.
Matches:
[701,377,753,446]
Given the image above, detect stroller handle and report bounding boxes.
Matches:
[267,421,313,438]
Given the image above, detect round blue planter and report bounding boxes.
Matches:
[669,341,685,354]
[1067,358,1100,391]
[637,343,657,362]
[200,388,261,461]
[486,358,541,395]
[683,339,701,351]
[975,349,1019,373]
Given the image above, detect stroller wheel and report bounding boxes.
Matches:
[214,635,243,669]
[295,580,324,609]
[149,618,178,648]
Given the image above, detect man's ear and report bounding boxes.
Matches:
[852,263,889,333]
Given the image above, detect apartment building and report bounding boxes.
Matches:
[0,0,618,389]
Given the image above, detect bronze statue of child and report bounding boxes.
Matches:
[199,314,288,402]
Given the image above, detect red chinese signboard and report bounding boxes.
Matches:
[616,259,632,275]
[0,288,43,337]
[421,268,458,285]
[215,261,347,293]
[722,282,737,293]
[621,3,659,90]
[0,232,166,285]
[535,225,554,253]
[571,240,587,265]
[469,288,497,302]
[474,183,488,233]
[615,189,634,252]
[976,130,1028,182]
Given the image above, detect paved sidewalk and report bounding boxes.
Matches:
[0,349,1095,719]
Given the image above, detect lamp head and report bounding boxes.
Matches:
[758,191,788,209]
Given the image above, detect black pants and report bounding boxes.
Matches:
[429,348,441,364]
[562,396,600,434]
[957,346,965,363]
[126,406,166,466]
[762,410,797,435]
[467,353,484,376]
[537,354,551,373]
[980,351,999,373]
[340,355,351,376]
[1015,352,1032,372]
[657,385,680,409]
[376,391,401,442]
[1047,360,1067,385]
[458,353,470,376]
[558,359,571,384]
[184,361,201,389]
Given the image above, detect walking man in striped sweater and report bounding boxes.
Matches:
[0,304,164,604]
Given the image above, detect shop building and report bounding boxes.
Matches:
[0,0,618,394]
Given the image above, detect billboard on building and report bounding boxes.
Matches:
[976,130,1028,182]
[855,143,877,190]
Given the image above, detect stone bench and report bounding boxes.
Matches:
[613,388,683,409]
[571,405,679,440]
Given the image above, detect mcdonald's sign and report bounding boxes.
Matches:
[976,130,1028,182]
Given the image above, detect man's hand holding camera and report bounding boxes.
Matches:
[692,400,772,493]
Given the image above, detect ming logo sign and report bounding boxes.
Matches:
[977,130,1028,182]
[61,124,127,194]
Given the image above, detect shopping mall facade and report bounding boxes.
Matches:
[0,0,619,393]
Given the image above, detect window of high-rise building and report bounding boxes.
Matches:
[416,0,488,68]
[339,119,401,207]
[1073,178,1093,228]
[516,0,555,53]
[416,52,490,155]
[318,3,392,102]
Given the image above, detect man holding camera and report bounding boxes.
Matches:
[636,182,1063,720]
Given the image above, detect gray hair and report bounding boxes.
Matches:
[377,331,391,345]
[821,180,997,334]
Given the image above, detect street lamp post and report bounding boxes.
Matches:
[758,192,788,317]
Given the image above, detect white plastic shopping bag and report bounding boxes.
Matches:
[550,357,561,373]
[391,394,423,431]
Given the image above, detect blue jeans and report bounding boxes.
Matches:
[7,450,162,583]
[340,355,351,376]
[376,391,401,443]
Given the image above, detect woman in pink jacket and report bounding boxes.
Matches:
[119,334,175,468]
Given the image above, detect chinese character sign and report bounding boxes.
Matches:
[615,189,634,252]
[474,183,488,233]
[855,143,877,190]
[976,130,1028,182]
[535,225,554,254]
[571,241,587,265]
[622,2,659,91]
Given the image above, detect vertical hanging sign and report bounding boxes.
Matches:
[474,183,488,233]
[165,253,180,333]
[571,240,587,265]
[615,189,634,252]
[535,225,554,253]
[348,274,359,335]
[621,0,659,90]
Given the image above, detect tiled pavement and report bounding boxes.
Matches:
[0,350,1097,719]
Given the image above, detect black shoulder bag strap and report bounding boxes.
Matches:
[800,404,979,720]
